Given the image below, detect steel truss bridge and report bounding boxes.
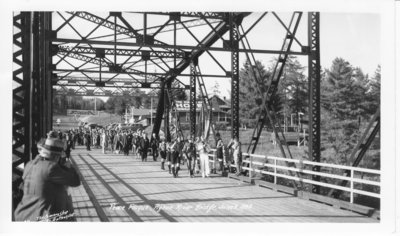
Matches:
[12,11,379,199]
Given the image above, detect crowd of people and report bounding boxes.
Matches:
[13,125,244,222]
[53,127,244,179]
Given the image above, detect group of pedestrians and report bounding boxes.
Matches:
[13,126,243,222]
[155,133,243,178]
[54,128,244,178]
[59,128,152,162]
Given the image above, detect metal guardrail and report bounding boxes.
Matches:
[207,149,380,204]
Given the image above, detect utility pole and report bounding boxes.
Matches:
[125,106,128,124]
[151,96,153,127]
[131,106,134,123]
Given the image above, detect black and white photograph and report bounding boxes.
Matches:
[1,0,399,235]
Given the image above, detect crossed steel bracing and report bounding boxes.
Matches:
[13,11,338,194]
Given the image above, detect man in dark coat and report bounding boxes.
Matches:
[171,136,185,178]
[139,133,150,162]
[150,133,159,162]
[14,136,81,221]
[84,131,91,151]
[121,131,128,156]
[183,137,197,178]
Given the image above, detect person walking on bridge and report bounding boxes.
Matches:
[172,136,185,178]
[84,131,91,151]
[101,130,108,154]
[159,138,167,170]
[113,131,121,154]
[170,139,178,177]
[150,133,159,162]
[184,136,197,178]
[215,132,225,173]
[197,136,211,178]
[109,130,115,153]
[121,131,128,156]
[230,137,242,176]
[166,141,172,174]
[139,132,150,162]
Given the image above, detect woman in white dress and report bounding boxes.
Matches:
[197,136,210,178]
[101,130,108,154]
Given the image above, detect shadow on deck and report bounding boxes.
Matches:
[68,146,378,223]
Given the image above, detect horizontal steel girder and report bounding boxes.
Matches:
[53,38,308,56]
[57,45,188,59]
[53,68,230,78]
[56,50,162,80]
[67,11,185,54]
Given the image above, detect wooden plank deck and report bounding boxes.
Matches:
[68,146,378,223]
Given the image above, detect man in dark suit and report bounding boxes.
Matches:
[14,134,81,221]
[150,133,159,162]
[84,131,91,151]
[121,131,128,156]
[139,133,150,162]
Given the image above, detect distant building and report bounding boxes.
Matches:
[210,95,231,124]
[123,108,156,125]
[175,95,231,126]
[122,95,232,127]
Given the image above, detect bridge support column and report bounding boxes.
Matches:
[189,59,197,139]
[13,12,32,165]
[230,14,240,140]
[41,12,53,135]
[153,80,165,139]
[308,12,321,194]
[30,12,53,153]
[164,81,172,142]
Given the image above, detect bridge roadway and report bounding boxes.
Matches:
[68,146,378,223]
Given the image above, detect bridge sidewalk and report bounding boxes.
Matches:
[68,146,378,223]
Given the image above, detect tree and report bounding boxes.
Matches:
[211,81,221,96]
[170,80,187,101]
[366,65,380,114]
[238,60,282,128]
[280,56,308,126]
[320,58,376,164]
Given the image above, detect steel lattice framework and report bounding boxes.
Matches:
[308,12,321,194]
[12,11,352,196]
[13,12,32,169]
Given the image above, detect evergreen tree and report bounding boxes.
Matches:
[320,58,375,164]
[366,65,380,114]
[238,60,283,128]
[280,56,308,126]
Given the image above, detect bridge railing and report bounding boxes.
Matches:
[207,150,380,204]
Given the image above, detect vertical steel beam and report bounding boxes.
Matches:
[13,12,32,165]
[308,12,321,194]
[153,80,165,137]
[40,12,53,136]
[164,81,172,142]
[31,12,42,151]
[189,59,197,139]
[230,14,240,140]
[46,12,53,133]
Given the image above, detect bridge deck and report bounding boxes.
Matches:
[68,146,377,223]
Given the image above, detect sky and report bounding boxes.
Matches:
[203,12,381,98]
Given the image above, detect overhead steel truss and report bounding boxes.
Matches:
[13,11,329,195]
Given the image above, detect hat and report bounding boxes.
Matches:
[38,137,65,158]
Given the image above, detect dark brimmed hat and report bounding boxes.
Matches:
[38,137,65,158]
